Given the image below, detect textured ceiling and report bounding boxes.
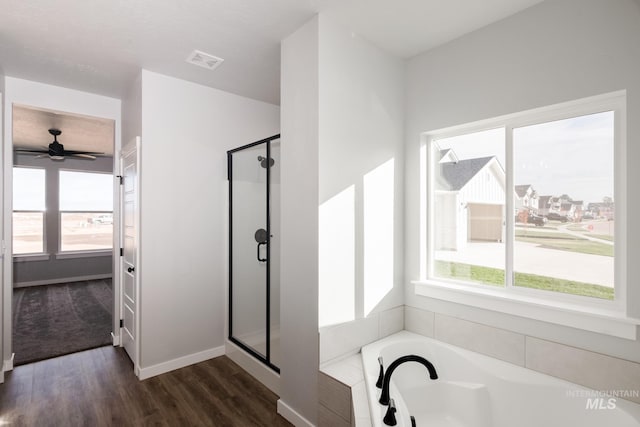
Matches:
[12,105,115,156]
[0,0,542,106]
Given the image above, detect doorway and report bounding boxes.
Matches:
[228,135,280,372]
[9,104,118,365]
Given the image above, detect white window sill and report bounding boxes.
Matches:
[413,279,639,340]
[13,253,51,262]
[55,250,113,260]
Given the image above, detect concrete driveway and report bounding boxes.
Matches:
[436,240,614,288]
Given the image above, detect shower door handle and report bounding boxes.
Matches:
[257,241,267,262]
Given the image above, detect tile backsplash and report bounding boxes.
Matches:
[319,304,640,404]
[405,305,640,404]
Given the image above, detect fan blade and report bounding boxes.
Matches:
[70,153,97,160]
[64,150,104,156]
[15,149,49,154]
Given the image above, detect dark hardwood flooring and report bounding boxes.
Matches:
[0,345,293,426]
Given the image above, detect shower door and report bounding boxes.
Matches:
[228,135,280,372]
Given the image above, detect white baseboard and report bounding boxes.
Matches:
[3,353,15,372]
[277,400,315,427]
[111,332,121,346]
[14,273,113,288]
[225,339,281,394]
[138,345,225,380]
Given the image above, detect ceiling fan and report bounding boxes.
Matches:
[15,128,104,160]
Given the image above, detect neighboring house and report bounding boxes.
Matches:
[538,195,584,221]
[570,200,584,221]
[435,149,506,250]
[515,184,539,213]
[546,195,579,220]
[549,196,563,214]
[537,195,553,216]
[588,201,615,220]
[560,202,576,219]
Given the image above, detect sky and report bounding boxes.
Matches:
[434,111,615,204]
[14,168,113,211]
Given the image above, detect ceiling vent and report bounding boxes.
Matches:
[186,50,224,71]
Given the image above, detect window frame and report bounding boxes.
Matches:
[414,91,636,339]
[12,166,47,256]
[58,169,114,254]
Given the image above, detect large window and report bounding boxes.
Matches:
[59,171,113,252]
[425,93,622,306]
[13,167,46,254]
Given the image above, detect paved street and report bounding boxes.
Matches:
[436,240,614,288]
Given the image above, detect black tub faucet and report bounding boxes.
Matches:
[379,355,438,405]
[383,398,397,426]
[376,356,384,388]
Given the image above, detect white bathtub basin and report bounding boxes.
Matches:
[361,331,640,427]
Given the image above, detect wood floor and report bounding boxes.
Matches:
[0,345,293,426]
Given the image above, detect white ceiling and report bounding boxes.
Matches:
[326,0,543,58]
[0,0,542,106]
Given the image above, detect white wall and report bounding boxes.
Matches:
[280,17,320,426]
[318,14,405,328]
[405,0,640,361]
[0,70,5,382]
[137,71,279,372]
[121,73,142,148]
[278,13,405,424]
[2,77,121,370]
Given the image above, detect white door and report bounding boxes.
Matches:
[121,137,140,372]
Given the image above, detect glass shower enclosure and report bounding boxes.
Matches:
[227,135,280,372]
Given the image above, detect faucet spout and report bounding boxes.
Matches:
[379,354,438,405]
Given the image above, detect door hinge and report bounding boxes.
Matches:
[116,175,123,185]
[119,319,124,328]
[120,248,124,257]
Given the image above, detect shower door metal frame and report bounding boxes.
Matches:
[227,134,280,373]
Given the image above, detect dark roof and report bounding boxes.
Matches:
[515,185,531,198]
[437,156,495,191]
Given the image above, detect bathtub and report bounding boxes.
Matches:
[361,331,640,427]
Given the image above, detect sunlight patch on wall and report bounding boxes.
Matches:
[319,185,355,327]
[364,158,394,316]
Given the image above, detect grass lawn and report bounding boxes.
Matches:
[435,260,613,300]
[515,230,613,257]
[562,225,615,243]
[591,234,614,242]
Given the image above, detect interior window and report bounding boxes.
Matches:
[13,167,46,254]
[59,170,113,251]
